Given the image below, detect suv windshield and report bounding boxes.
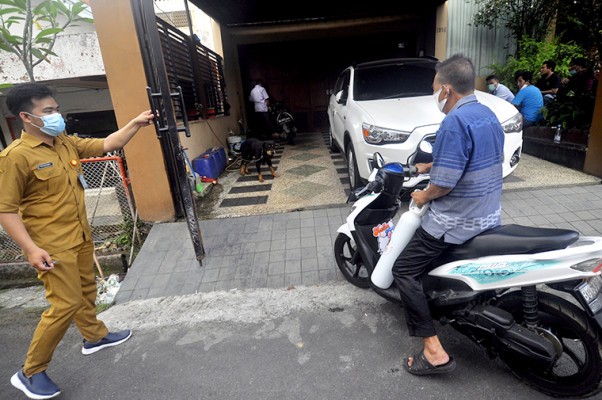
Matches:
[353,63,436,101]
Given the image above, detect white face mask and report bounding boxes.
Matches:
[433,86,447,113]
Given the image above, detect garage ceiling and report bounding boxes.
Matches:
[189,0,446,27]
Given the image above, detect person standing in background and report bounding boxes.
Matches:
[249,79,276,139]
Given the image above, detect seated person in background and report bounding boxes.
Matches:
[559,57,595,98]
[535,60,561,103]
[485,75,514,102]
[512,70,543,128]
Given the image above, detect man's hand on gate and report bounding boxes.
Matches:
[133,110,154,127]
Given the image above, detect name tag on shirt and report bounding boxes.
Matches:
[78,174,88,189]
[37,162,54,169]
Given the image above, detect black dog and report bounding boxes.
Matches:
[239,138,279,182]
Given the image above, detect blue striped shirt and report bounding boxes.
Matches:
[422,95,504,244]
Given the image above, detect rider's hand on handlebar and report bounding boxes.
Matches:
[415,162,432,174]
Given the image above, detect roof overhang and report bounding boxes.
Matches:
[188,0,446,27]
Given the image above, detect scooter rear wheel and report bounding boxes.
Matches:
[496,291,602,398]
[334,233,370,288]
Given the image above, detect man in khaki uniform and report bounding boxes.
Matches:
[0,83,153,399]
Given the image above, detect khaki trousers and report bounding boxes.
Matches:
[23,240,109,376]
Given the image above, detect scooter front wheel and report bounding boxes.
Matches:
[334,233,370,288]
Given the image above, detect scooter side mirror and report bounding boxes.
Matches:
[373,152,385,169]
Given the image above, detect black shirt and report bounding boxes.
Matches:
[536,73,561,92]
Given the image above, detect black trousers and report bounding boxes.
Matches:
[253,112,274,139]
[391,226,452,338]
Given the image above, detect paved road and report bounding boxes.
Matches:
[0,283,557,400]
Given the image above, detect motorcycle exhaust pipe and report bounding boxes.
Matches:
[465,305,557,368]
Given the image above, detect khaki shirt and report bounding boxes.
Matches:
[0,132,105,254]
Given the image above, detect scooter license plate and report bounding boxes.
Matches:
[576,275,602,314]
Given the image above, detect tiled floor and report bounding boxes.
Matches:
[198,131,349,218]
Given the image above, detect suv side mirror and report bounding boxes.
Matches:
[419,140,433,154]
[335,90,347,105]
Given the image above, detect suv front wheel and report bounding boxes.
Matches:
[347,145,361,190]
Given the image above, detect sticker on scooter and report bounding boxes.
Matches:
[373,220,394,255]
[450,260,557,284]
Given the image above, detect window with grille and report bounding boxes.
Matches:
[156,17,228,120]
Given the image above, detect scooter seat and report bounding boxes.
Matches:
[445,224,579,261]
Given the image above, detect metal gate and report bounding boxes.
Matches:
[131,0,205,264]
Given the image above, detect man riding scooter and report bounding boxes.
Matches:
[391,54,505,375]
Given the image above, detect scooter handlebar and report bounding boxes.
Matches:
[406,165,419,177]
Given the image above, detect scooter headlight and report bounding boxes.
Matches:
[362,123,410,145]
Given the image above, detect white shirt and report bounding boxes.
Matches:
[249,84,269,112]
[492,83,515,103]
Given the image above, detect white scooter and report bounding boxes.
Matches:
[334,140,602,398]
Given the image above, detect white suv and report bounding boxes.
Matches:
[327,58,523,189]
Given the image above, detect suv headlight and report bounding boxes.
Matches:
[501,113,522,134]
[362,123,410,144]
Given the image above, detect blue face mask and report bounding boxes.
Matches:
[27,113,66,137]
[569,69,577,77]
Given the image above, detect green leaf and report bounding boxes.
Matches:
[30,47,58,62]
[37,47,57,57]
[4,15,24,22]
[0,41,16,52]
[0,7,21,16]
[34,37,51,44]
[0,28,19,45]
[31,47,45,60]
[35,27,62,38]
[32,0,52,14]
[4,16,25,28]
[74,17,94,24]
[53,0,69,15]
[0,0,19,8]
[71,2,87,16]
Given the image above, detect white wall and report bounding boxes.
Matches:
[0,32,105,83]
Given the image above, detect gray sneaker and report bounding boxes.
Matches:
[82,329,132,355]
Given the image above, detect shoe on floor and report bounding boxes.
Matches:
[82,329,132,355]
[10,369,61,399]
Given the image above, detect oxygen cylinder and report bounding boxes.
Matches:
[371,202,429,289]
